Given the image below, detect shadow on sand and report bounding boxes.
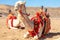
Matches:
[46,32,60,38]
[40,32,60,40]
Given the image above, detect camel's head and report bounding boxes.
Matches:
[14,1,26,13]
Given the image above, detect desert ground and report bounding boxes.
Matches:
[0,5,60,40]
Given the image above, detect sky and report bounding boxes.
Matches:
[0,0,60,7]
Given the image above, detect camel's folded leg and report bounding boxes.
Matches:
[8,20,18,29]
[8,19,25,29]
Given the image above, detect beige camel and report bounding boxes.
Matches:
[14,1,34,31]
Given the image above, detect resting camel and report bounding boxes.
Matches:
[7,1,50,40]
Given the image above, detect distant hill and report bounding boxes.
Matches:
[0,4,60,18]
[0,5,14,13]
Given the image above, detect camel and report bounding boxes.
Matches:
[14,1,35,31]
[7,1,51,40]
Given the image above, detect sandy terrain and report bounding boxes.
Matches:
[0,16,60,40]
[0,5,60,40]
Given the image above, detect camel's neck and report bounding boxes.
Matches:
[16,10,34,30]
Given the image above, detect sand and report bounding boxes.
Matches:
[0,16,60,40]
